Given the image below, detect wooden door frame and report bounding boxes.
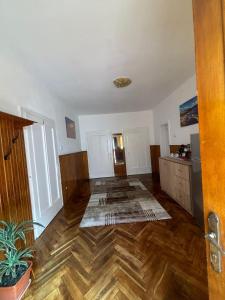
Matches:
[193,0,225,298]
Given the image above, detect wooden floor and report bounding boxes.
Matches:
[25,175,208,300]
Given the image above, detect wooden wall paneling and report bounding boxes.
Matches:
[82,151,89,180]
[75,152,84,194]
[0,149,4,219]
[114,163,127,177]
[170,145,180,154]
[59,151,90,204]
[60,154,77,204]
[77,151,90,197]
[150,145,160,176]
[0,112,34,246]
[0,118,11,221]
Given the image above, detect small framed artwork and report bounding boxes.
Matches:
[179,96,198,127]
[65,117,76,139]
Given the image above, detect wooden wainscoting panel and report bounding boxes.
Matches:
[59,153,77,205]
[170,145,180,154]
[0,112,34,245]
[59,151,90,204]
[114,163,127,177]
[150,145,160,176]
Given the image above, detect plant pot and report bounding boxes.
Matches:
[0,261,33,300]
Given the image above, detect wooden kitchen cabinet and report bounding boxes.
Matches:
[159,157,193,215]
[159,158,175,199]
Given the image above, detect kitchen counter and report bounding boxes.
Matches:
[159,156,193,214]
[160,156,192,166]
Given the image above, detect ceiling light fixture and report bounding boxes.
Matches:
[113,77,132,88]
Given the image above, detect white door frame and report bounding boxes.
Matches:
[21,107,63,238]
[20,107,50,124]
[123,127,151,175]
[160,121,171,157]
[86,130,115,178]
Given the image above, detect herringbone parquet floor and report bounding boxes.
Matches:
[24,175,208,300]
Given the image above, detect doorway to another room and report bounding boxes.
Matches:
[86,127,151,179]
[160,123,170,157]
[112,133,127,177]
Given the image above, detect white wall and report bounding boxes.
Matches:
[153,75,199,145]
[79,110,155,150]
[0,52,81,155]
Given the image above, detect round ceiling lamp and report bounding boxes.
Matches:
[113,77,132,88]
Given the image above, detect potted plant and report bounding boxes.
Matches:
[0,221,43,300]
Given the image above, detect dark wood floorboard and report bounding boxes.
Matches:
[24,174,208,300]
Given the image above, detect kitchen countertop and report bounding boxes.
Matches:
[159,156,192,166]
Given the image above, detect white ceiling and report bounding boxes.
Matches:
[0,0,195,114]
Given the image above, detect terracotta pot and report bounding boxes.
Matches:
[0,261,33,300]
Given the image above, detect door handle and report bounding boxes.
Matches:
[205,212,225,273]
[205,232,225,255]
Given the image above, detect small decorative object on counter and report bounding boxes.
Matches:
[185,144,192,159]
[178,144,191,160]
[178,144,185,157]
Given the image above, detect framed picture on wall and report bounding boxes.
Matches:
[65,117,76,139]
[179,96,198,127]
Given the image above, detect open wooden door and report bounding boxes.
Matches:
[193,0,225,298]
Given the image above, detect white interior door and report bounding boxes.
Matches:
[24,121,63,239]
[160,123,170,157]
[87,131,114,178]
[124,128,150,175]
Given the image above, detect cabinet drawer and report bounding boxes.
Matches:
[175,178,192,214]
[175,176,190,196]
[159,158,192,215]
[175,188,185,207]
[175,188,192,213]
[175,164,190,180]
[159,159,169,168]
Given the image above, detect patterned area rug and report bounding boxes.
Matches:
[80,178,171,228]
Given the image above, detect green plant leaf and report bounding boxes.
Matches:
[0,219,42,282]
[0,238,16,250]
[0,221,8,227]
[17,248,33,259]
[16,231,26,244]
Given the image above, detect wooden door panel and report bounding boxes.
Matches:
[193,0,225,298]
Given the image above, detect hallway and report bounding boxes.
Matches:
[25,175,208,300]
